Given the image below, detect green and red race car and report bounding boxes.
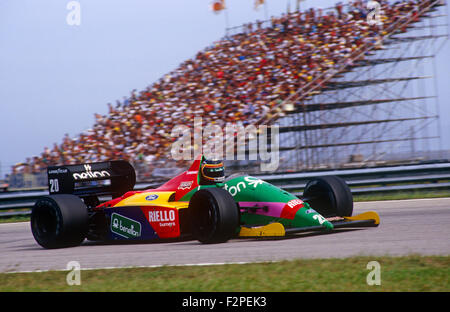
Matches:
[31,155,380,249]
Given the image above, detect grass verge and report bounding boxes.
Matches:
[0,255,448,292]
[0,215,30,224]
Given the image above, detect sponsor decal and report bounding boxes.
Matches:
[145,194,159,201]
[111,213,142,239]
[178,181,193,190]
[186,171,198,175]
[48,168,68,175]
[223,176,265,197]
[149,209,176,225]
[287,199,303,209]
[280,199,304,220]
[73,164,110,180]
[244,176,264,188]
[146,207,180,238]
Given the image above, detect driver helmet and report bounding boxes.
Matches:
[200,159,225,185]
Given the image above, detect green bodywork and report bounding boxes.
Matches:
[180,174,334,231]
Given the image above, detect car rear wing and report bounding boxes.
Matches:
[47,161,136,198]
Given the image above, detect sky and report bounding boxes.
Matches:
[0,0,449,178]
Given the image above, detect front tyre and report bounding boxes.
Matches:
[189,188,239,244]
[31,195,88,249]
[302,176,353,217]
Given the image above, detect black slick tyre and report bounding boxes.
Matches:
[302,176,353,217]
[31,194,88,249]
[189,188,239,244]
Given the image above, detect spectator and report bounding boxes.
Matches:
[17,0,436,178]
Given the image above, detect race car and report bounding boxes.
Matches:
[30,155,380,249]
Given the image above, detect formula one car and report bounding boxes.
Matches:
[31,155,380,249]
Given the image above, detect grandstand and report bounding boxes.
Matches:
[8,0,449,188]
[271,0,449,172]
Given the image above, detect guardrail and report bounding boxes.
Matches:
[1,162,449,219]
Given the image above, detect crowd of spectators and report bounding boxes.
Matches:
[13,0,439,179]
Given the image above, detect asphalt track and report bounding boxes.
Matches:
[1,198,449,273]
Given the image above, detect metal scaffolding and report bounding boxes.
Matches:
[262,1,449,173]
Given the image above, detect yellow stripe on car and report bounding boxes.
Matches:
[113,191,188,209]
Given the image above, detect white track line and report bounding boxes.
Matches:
[3,260,278,274]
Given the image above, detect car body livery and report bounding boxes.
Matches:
[31,155,379,248]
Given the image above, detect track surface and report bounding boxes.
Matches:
[1,198,449,273]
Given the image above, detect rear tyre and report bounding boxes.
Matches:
[189,188,239,244]
[31,194,88,249]
[302,176,353,217]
